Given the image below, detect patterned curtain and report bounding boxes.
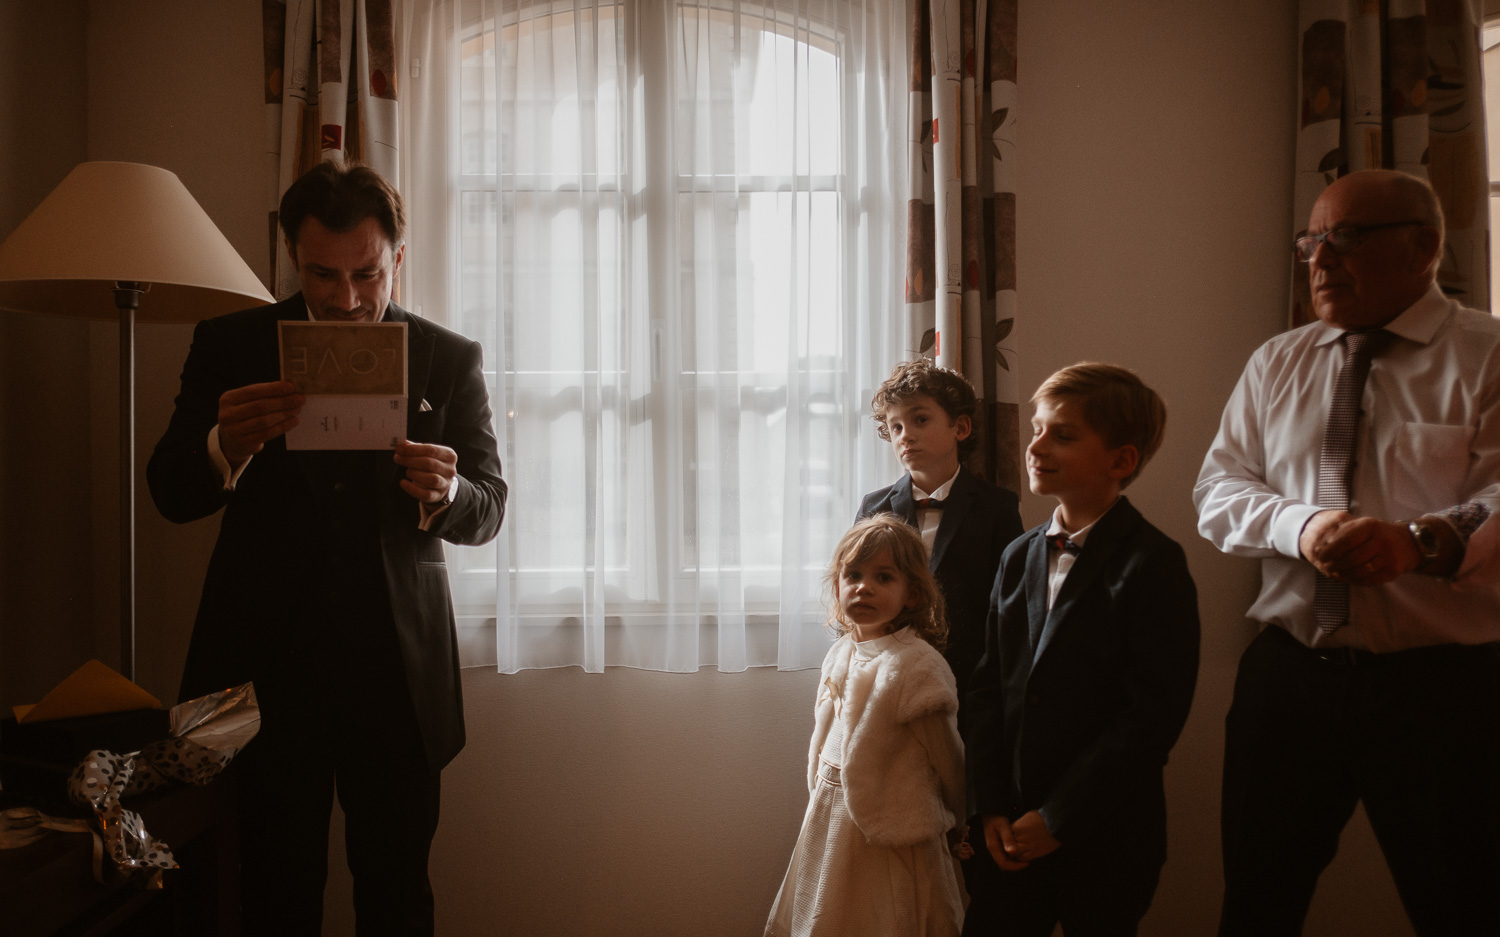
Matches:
[1294,0,1489,324]
[907,0,1021,493]
[263,0,401,299]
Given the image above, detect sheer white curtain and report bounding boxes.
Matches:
[399,0,908,672]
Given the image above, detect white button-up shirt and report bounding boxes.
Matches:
[1195,284,1500,651]
[912,467,961,555]
[1043,508,1103,611]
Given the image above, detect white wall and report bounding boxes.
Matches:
[2,1,1426,934]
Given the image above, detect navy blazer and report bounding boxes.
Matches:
[148,295,506,770]
[965,496,1198,854]
[858,468,1023,714]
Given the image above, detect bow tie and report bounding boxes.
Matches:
[1049,533,1081,554]
[915,497,945,509]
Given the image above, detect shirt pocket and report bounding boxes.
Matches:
[1387,422,1473,515]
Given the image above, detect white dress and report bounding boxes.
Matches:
[765,633,964,937]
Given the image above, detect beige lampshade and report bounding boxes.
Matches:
[0,161,272,320]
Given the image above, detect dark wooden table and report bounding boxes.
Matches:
[0,770,238,937]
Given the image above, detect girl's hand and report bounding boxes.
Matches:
[948,833,974,860]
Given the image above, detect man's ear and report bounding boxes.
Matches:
[284,235,300,270]
[1109,444,1140,481]
[953,414,972,442]
[1413,226,1442,278]
[392,242,406,275]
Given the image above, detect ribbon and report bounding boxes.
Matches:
[0,805,109,883]
[69,749,178,885]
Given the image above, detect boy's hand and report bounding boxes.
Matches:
[981,815,1030,871]
[1009,810,1062,861]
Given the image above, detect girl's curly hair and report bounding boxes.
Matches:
[826,514,947,650]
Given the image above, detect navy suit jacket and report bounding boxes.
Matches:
[857,468,1023,715]
[147,295,506,770]
[965,496,1198,855]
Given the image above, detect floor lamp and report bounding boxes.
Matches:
[0,161,274,683]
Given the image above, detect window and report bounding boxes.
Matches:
[403,0,906,671]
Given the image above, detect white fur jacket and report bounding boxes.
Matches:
[809,630,966,847]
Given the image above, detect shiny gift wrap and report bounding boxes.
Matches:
[66,683,259,883]
[0,683,260,885]
[69,750,179,881]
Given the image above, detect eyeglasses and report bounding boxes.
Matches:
[1294,220,1424,262]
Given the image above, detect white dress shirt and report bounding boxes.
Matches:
[912,467,961,554]
[1043,508,1103,610]
[1195,283,1500,651]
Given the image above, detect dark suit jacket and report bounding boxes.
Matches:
[857,468,1022,714]
[147,295,506,770]
[965,496,1198,856]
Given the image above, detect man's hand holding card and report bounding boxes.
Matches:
[218,380,306,466]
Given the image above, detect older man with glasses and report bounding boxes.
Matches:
[1195,168,1500,937]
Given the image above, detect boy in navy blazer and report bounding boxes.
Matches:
[857,358,1023,911]
[857,358,1024,723]
[965,363,1199,936]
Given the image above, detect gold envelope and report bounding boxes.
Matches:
[13,659,162,723]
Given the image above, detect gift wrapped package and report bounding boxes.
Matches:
[1,661,167,805]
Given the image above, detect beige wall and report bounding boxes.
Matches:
[83,0,268,705]
[1017,4,1407,935]
[1,1,1425,935]
[0,0,94,712]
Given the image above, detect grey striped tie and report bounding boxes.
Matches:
[1313,329,1393,634]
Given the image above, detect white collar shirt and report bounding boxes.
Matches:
[1043,508,1101,611]
[1195,283,1500,650]
[912,468,962,555]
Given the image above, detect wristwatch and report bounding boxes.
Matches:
[1407,520,1441,561]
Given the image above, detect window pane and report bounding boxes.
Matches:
[676,4,840,177]
[460,31,498,175]
[499,6,624,178]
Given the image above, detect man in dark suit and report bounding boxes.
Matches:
[148,162,505,936]
[965,364,1198,936]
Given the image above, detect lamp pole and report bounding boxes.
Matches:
[114,283,143,681]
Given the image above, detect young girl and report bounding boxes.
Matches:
[765,514,967,937]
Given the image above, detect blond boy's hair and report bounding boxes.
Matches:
[826,514,948,650]
[1032,363,1166,488]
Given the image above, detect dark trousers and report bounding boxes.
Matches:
[959,845,1006,936]
[961,834,1161,937]
[236,666,441,937]
[1219,625,1500,937]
